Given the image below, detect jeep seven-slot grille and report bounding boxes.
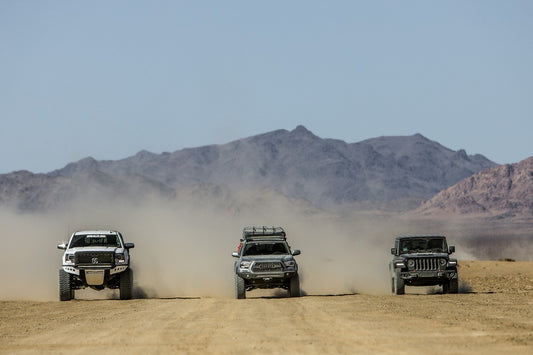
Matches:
[412,258,439,271]
[75,252,114,267]
[252,262,283,272]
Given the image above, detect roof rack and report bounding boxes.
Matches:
[242,226,286,240]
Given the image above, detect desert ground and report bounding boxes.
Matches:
[1,260,532,354]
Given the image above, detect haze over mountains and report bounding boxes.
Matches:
[0,126,499,212]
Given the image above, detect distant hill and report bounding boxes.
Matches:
[0,126,496,211]
[416,157,533,217]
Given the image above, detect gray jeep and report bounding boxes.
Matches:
[57,230,135,301]
[232,226,301,299]
[389,235,458,295]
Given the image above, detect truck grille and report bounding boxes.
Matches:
[76,252,114,267]
[252,262,283,272]
[412,258,440,271]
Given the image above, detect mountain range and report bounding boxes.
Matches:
[417,156,533,217]
[0,126,501,213]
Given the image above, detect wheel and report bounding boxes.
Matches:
[59,269,72,301]
[119,268,133,300]
[442,281,449,294]
[445,277,459,294]
[289,274,301,297]
[449,278,459,294]
[235,275,245,299]
[394,270,405,295]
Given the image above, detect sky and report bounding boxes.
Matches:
[1,1,532,174]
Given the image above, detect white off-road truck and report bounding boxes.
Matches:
[57,230,135,301]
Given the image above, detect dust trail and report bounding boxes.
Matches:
[0,189,500,301]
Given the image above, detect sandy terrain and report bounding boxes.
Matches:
[1,260,532,354]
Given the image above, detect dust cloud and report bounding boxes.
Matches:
[0,189,491,301]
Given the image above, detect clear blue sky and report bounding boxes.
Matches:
[1,1,531,173]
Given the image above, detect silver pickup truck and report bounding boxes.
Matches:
[232,226,301,299]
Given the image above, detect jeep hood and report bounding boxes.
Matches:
[401,253,449,258]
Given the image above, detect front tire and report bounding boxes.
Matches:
[59,269,73,301]
[235,275,245,299]
[119,268,133,300]
[289,275,301,297]
[443,277,459,294]
[394,270,405,295]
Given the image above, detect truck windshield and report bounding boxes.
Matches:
[69,234,122,248]
[399,238,447,254]
[243,242,289,256]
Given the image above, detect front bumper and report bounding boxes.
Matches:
[401,269,457,281]
[62,264,129,276]
[237,270,298,289]
[399,269,458,287]
[237,270,298,280]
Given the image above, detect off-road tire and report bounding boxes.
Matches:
[289,274,301,297]
[235,275,246,299]
[59,269,73,301]
[449,277,459,294]
[394,270,405,295]
[443,277,459,294]
[119,268,133,300]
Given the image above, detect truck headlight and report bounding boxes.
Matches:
[283,261,295,267]
[64,254,75,263]
[240,261,252,270]
[115,253,126,263]
[394,261,405,268]
[439,259,447,266]
[407,260,415,268]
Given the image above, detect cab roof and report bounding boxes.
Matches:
[73,230,119,235]
[395,235,445,240]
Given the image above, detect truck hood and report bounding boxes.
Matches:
[68,247,122,253]
[241,255,295,262]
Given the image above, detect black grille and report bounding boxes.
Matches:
[76,252,114,267]
[252,262,283,272]
[413,258,439,271]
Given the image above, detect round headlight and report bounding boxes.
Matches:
[439,258,447,266]
[407,259,415,268]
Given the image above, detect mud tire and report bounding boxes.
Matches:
[449,278,459,294]
[235,275,245,299]
[444,277,459,294]
[59,269,73,301]
[289,274,301,297]
[394,270,405,295]
[119,268,133,300]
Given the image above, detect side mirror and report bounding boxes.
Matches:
[232,252,239,258]
[124,243,135,249]
[292,249,301,256]
[57,243,67,250]
[390,247,396,255]
[448,245,455,254]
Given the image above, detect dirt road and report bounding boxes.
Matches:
[1,261,532,354]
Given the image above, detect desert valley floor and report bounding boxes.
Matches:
[1,260,532,354]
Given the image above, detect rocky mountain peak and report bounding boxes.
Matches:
[417,156,533,217]
[50,157,99,178]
